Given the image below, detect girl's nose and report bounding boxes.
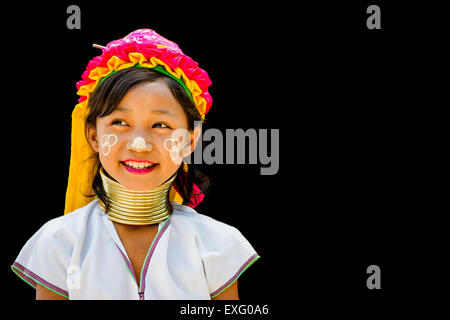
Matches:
[127,136,153,152]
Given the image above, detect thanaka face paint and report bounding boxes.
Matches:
[100,134,118,156]
[163,128,191,164]
[127,136,152,152]
[163,138,182,163]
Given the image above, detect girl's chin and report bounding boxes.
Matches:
[112,165,163,190]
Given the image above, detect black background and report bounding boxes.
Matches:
[1,0,446,317]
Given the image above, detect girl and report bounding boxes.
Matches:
[11,29,259,300]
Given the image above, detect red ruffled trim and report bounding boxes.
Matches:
[187,182,205,208]
[76,29,212,115]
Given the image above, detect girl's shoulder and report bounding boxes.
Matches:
[11,200,102,299]
[171,202,239,231]
[36,200,103,243]
[170,202,260,299]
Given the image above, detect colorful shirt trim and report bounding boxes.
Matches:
[11,262,69,299]
[114,217,171,300]
[140,218,171,295]
[210,253,260,299]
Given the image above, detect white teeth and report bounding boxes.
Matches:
[124,161,153,169]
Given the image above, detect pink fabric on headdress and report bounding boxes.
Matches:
[76,29,213,115]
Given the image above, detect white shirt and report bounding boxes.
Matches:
[11,200,259,300]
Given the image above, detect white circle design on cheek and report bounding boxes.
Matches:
[163,129,190,164]
[163,138,181,163]
[100,134,118,156]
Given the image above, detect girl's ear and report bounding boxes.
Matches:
[86,124,100,153]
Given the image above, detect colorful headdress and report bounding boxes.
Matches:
[65,29,212,214]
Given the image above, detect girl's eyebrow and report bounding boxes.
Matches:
[151,109,175,117]
[114,106,176,118]
[115,106,173,115]
[115,106,132,112]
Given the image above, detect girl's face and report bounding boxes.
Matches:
[87,80,200,191]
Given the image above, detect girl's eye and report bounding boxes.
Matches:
[153,122,170,129]
[112,120,128,126]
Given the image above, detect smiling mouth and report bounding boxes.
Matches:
[120,160,158,174]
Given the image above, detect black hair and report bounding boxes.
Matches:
[85,67,210,210]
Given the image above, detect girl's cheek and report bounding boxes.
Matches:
[100,133,118,156]
[162,129,190,165]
